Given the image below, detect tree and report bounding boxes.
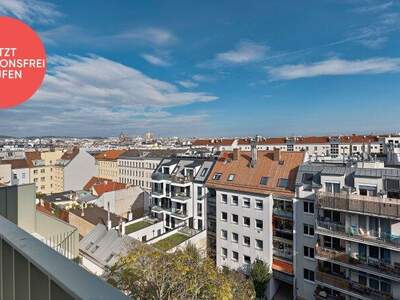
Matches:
[107,243,255,300]
[249,259,272,299]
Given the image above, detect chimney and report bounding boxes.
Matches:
[81,202,85,217]
[107,202,112,230]
[121,221,126,235]
[273,148,281,162]
[233,148,240,160]
[251,136,258,168]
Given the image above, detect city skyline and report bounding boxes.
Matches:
[1,0,400,137]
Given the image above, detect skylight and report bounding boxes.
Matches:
[260,176,269,185]
[277,178,289,188]
[227,174,235,181]
[213,173,222,180]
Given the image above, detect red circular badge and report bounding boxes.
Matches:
[0,17,46,109]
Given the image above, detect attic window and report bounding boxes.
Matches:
[227,174,235,181]
[260,176,269,185]
[213,173,222,180]
[200,168,208,177]
[277,178,289,188]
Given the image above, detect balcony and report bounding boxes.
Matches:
[151,172,171,181]
[273,208,293,219]
[316,269,394,300]
[170,175,193,186]
[316,246,400,281]
[151,189,165,198]
[171,191,191,202]
[273,247,293,261]
[165,207,189,220]
[316,220,400,250]
[0,215,128,300]
[316,191,400,220]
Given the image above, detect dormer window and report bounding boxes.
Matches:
[200,168,208,177]
[260,176,269,185]
[277,178,289,188]
[227,174,235,181]
[213,173,222,180]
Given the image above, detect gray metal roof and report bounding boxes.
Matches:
[355,168,400,179]
[80,224,140,268]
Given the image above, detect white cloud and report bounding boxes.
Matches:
[268,57,400,80]
[216,41,268,64]
[0,55,217,136]
[114,27,177,46]
[177,80,198,88]
[141,53,170,66]
[353,1,393,14]
[0,0,61,24]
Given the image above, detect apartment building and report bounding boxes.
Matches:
[118,149,185,191]
[191,134,400,158]
[206,144,305,299]
[0,159,30,185]
[150,157,215,232]
[53,147,97,192]
[27,150,63,194]
[95,149,126,181]
[295,160,400,300]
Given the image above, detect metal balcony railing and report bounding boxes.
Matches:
[316,191,400,219]
[316,246,400,279]
[273,208,293,219]
[316,220,400,248]
[0,215,128,300]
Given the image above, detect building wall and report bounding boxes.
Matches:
[215,189,273,272]
[0,164,11,185]
[118,157,160,191]
[11,167,30,185]
[64,150,96,191]
[97,160,119,181]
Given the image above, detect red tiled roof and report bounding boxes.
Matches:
[25,151,42,167]
[206,150,305,197]
[61,147,79,160]
[0,159,29,169]
[192,139,235,146]
[83,176,126,197]
[95,150,126,161]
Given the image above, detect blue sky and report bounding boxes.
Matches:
[1,0,400,137]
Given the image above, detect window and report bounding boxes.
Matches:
[243,197,250,208]
[221,229,228,239]
[277,178,289,188]
[304,201,314,214]
[197,203,202,217]
[213,173,222,180]
[197,186,203,198]
[221,212,227,221]
[243,236,250,247]
[227,174,235,181]
[304,246,315,259]
[260,176,269,185]
[304,224,314,236]
[243,255,251,264]
[232,251,239,261]
[243,216,250,227]
[200,168,208,177]
[255,219,263,230]
[325,182,340,193]
[221,194,228,204]
[232,214,238,224]
[231,195,238,206]
[221,248,227,258]
[255,199,263,210]
[304,269,315,282]
[255,239,263,250]
[232,232,239,243]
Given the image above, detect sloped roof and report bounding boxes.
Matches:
[0,159,29,169]
[80,224,140,268]
[83,177,126,197]
[69,206,125,227]
[25,151,42,167]
[206,150,305,197]
[95,150,126,161]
